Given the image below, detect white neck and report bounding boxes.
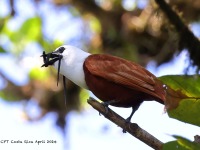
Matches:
[53,45,90,89]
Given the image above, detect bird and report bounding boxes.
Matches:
[41,45,166,123]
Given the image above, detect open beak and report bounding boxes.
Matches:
[41,51,63,86]
[41,51,62,67]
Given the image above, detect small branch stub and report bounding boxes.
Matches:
[87,97,163,150]
[194,135,200,143]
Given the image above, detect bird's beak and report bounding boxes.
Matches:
[41,51,63,86]
[41,51,63,67]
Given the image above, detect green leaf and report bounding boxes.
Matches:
[168,99,200,126]
[163,136,200,150]
[2,17,42,43]
[159,75,200,98]
[79,89,90,107]
[19,17,42,42]
[88,16,101,33]
[29,67,50,80]
[163,141,188,150]
[0,46,6,53]
[159,75,200,126]
[1,17,42,55]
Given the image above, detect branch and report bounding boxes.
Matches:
[154,0,185,32]
[154,0,200,69]
[9,0,15,16]
[194,135,200,143]
[87,97,163,150]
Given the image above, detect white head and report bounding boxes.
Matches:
[42,45,90,89]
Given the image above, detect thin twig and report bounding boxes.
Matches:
[87,97,163,150]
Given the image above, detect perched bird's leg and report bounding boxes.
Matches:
[100,100,119,115]
[125,105,140,122]
[123,103,141,133]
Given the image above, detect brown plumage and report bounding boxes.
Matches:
[83,54,166,108]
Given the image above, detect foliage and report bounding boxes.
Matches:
[159,75,200,149]
[163,136,200,150]
[159,75,200,126]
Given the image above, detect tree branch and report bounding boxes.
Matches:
[87,97,163,150]
[154,0,185,32]
[154,0,200,70]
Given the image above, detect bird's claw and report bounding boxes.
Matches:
[99,102,109,115]
[122,116,132,133]
[101,102,110,114]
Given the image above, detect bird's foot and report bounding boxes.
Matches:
[122,128,127,133]
[125,116,132,123]
[100,101,109,115]
[122,106,139,133]
[122,117,132,133]
[99,100,119,115]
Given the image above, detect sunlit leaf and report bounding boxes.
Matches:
[88,15,101,33]
[168,98,200,126]
[2,26,20,43]
[53,40,64,48]
[163,136,200,150]
[159,75,200,126]
[29,67,50,80]
[163,141,188,150]
[159,75,200,98]
[1,17,42,54]
[79,89,90,106]
[0,17,9,32]
[19,17,42,41]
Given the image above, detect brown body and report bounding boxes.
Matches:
[83,54,166,108]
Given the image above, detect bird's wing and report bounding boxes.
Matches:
[84,54,162,99]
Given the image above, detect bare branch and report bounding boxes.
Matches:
[87,97,163,150]
[9,0,15,16]
[194,135,200,143]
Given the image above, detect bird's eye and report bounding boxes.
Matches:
[56,46,65,53]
